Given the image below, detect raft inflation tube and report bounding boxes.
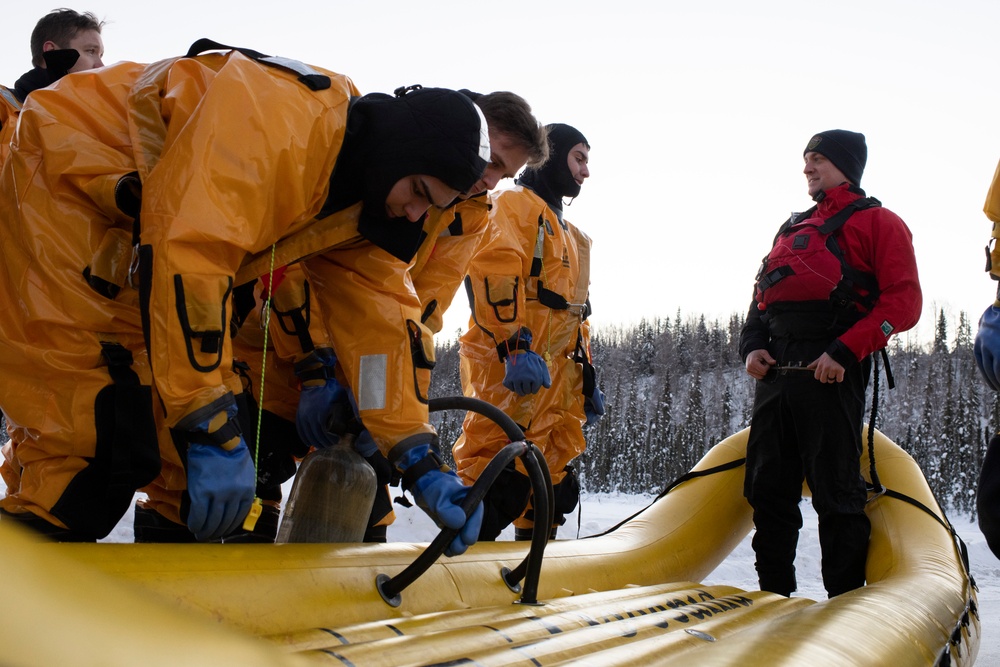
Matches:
[0,427,979,666]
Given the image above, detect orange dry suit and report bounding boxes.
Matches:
[231,265,400,538]
[235,195,491,538]
[0,55,106,515]
[229,265,327,497]
[0,45,487,537]
[413,194,492,336]
[139,49,489,529]
[455,184,594,531]
[0,62,161,538]
[0,84,22,485]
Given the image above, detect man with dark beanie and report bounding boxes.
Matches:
[456,122,604,541]
[738,130,922,597]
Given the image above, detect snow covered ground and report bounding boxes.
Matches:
[5,478,998,662]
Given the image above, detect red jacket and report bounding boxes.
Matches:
[741,184,922,365]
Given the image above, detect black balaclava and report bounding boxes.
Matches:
[517,123,588,213]
[13,49,80,102]
[322,86,490,261]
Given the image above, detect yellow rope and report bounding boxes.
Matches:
[241,242,278,531]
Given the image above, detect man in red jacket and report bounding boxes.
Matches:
[739,129,922,598]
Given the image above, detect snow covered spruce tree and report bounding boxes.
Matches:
[429,309,987,513]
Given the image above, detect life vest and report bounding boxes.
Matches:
[755,197,881,312]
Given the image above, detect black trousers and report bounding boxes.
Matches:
[744,337,871,597]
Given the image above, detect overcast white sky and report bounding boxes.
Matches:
[4,0,999,343]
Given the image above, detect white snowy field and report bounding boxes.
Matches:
[4,479,999,662]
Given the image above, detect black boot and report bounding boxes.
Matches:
[364,524,388,543]
[514,525,557,541]
[133,504,197,543]
[223,502,281,543]
[0,508,96,542]
[479,463,531,541]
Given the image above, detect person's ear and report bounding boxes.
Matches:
[40,40,61,61]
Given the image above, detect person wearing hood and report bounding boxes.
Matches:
[231,89,550,545]
[739,130,921,598]
[1,8,105,164]
[0,44,487,556]
[0,7,107,509]
[455,123,603,541]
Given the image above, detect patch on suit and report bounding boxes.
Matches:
[880,320,894,337]
[358,354,388,411]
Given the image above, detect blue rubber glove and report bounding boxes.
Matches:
[186,438,256,542]
[398,445,483,556]
[296,378,349,447]
[295,347,351,447]
[976,305,1000,391]
[503,350,551,396]
[584,386,606,427]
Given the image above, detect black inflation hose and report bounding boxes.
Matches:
[501,441,553,603]
[376,396,552,606]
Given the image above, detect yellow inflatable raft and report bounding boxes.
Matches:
[1,429,978,666]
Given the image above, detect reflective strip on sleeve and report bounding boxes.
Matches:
[358,354,388,411]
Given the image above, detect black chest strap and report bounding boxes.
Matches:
[185,38,331,91]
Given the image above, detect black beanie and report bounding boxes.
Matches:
[803,129,867,186]
[517,123,589,212]
[359,87,490,199]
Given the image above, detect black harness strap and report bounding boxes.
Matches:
[187,417,243,448]
[231,281,257,334]
[447,211,464,236]
[819,198,882,308]
[270,280,315,354]
[529,214,545,279]
[537,284,571,310]
[573,329,597,398]
[815,197,880,234]
[756,265,795,293]
[184,38,331,91]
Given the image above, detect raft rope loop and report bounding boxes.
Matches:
[865,353,884,501]
[582,458,748,539]
[866,349,896,502]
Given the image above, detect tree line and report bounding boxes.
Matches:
[430,309,991,517]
